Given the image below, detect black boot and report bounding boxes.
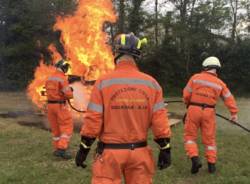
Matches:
[191,156,202,174]
[208,162,216,173]
[53,149,72,160]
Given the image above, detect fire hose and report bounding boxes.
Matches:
[67,100,86,113]
[66,76,96,113]
[164,100,250,133]
[67,98,250,132]
[215,113,250,133]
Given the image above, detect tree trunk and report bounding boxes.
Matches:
[109,23,115,46]
[155,0,158,47]
[230,0,238,42]
[118,0,125,33]
[128,0,144,35]
[179,0,189,77]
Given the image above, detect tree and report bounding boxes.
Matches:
[128,0,145,34]
[0,0,76,90]
[118,0,125,33]
[230,0,239,41]
[155,0,159,47]
[1,0,250,93]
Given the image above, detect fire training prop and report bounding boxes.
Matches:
[164,100,250,133]
[67,76,96,113]
[39,77,96,113]
[68,75,96,86]
[67,100,86,113]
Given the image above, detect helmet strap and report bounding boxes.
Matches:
[203,65,220,71]
[206,68,217,73]
[114,54,139,65]
[114,53,124,64]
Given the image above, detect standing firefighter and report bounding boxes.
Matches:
[45,59,73,159]
[183,56,238,174]
[75,33,171,184]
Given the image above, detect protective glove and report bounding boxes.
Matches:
[158,148,171,170]
[230,114,238,122]
[155,138,171,170]
[75,147,89,168]
[75,136,95,168]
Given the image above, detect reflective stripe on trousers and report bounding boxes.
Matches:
[206,145,217,151]
[52,136,60,141]
[185,140,196,145]
[61,134,71,140]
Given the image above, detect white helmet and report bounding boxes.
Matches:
[202,56,221,69]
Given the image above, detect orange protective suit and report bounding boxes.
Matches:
[81,60,171,184]
[45,70,73,150]
[183,71,238,163]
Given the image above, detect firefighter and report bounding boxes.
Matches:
[183,56,238,174]
[45,59,73,159]
[75,33,172,184]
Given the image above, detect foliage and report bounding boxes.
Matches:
[0,0,76,90]
[0,0,249,94]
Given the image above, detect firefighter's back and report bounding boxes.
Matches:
[98,62,161,143]
[77,33,171,183]
[46,71,66,101]
[189,72,225,106]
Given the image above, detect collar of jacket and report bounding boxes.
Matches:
[202,71,218,77]
[115,60,138,71]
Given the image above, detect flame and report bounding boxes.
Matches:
[27,0,116,109]
[54,0,116,77]
[27,59,56,108]
[48,44,62,65]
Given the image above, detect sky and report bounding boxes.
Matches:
[141,0,249,37]
[142,0,175,15]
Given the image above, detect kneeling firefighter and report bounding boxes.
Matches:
[45,59,73,159]
[75,33,172,184]
[183,56,238,174]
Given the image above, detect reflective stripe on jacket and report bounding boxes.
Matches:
[81,60,171,143]
[45,70,73,101]
[183,71,238,115]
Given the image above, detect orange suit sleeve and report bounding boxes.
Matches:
[80,80,103,138]
[183,76,194,104]
[61,76,73,99]
[151,81,171,139]
[220,82,238,115]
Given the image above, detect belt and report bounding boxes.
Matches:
[47,100,66,104]
[189,102,215,109]
[102,141,147,150]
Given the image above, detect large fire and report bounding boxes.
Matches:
[27,0,116,110]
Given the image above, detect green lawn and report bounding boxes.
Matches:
[0,93,250,184]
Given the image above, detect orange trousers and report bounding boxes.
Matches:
[184,106,217,163]
[91,147,155,184]
[47,104,73,150]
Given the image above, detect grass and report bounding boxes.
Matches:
[0,92,250,184]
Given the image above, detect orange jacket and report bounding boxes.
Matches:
[183,71,238,115]
[81,60,171,143]
[45,70,73,101]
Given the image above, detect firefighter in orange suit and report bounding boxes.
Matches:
[183,56,238,174]
[45,59,73,159]
[75,33,172,184]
